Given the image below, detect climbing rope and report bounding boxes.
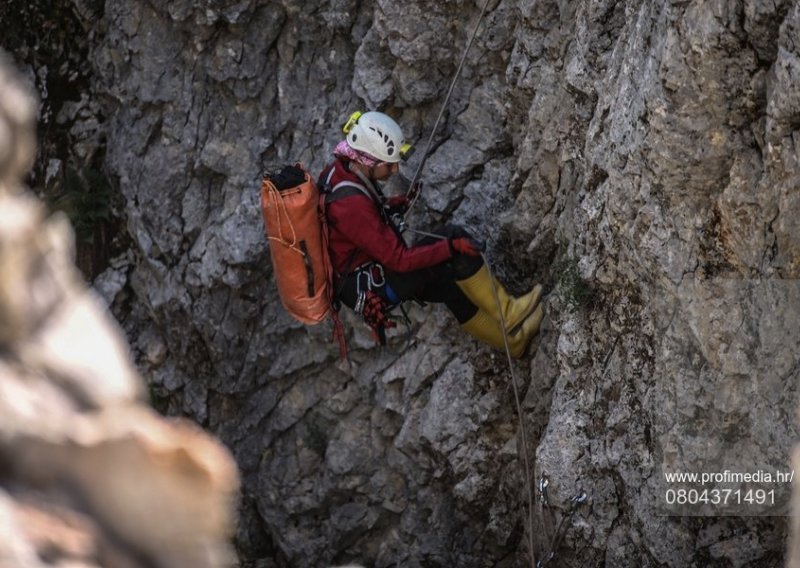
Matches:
[484,260,591,567]
[403,0,495,220]
[393,234,540,567]
[484,254,537,568]
[379,1,544,561]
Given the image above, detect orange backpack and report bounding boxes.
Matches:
[260,164,349,357]
[260,164,331,324]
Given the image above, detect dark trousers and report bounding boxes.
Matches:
[337,226,481,324]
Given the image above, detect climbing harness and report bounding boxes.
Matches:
[360,291,397,343]
[353,262,388,312]
[535,473,588,568]
[403,0,495,220]
[353,263,390,323]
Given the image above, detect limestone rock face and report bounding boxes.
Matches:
[9,0,800,566]
[0,51,239,568]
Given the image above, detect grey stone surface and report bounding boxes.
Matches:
[11,0,797,566]
[0,48,239,568]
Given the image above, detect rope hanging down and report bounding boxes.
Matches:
[484,253,537,568]
[393,2,544,564]
[403,0,495,220]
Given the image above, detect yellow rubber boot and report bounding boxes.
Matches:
[456,264,543,332]
[460,304,544,359]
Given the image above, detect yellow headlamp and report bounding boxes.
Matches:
[399,143,414,161]
[342,111,362,134]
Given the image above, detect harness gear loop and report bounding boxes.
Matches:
[361,291,397,345]
[404,0,495,220]
[351,262,396,345]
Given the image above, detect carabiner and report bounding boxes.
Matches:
[368,263,386,288]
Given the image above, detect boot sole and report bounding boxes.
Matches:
[509,304,545,358]
[505,284,543,333]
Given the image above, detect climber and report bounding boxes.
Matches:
[319,111,544,357]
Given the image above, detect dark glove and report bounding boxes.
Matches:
[449,237,483,257]
[383,195,408,233]
[384,194,409,217]
[384,195,409,232]
[407,181,423,203]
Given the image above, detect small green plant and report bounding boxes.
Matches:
[554,246,592,310]
[46,166,114,244]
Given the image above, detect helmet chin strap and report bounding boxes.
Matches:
[347,160,375,181]
[347,161,385,203]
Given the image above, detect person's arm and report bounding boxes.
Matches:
[328,195,452,272]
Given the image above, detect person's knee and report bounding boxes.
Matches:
[451,256,482,278]
[386,269,427,301]
[443,283,479,323]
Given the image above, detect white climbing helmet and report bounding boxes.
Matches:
[343,111,407,163]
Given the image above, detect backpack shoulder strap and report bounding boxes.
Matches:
[326,178,374,204]
[326,185,365,203]
[321,162,382,204]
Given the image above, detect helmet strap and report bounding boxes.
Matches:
[350,163,385,204]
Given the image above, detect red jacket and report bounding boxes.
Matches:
[320,159,452,274]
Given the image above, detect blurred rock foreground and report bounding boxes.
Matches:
[0,54,238,568]
[3,0,800,567]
